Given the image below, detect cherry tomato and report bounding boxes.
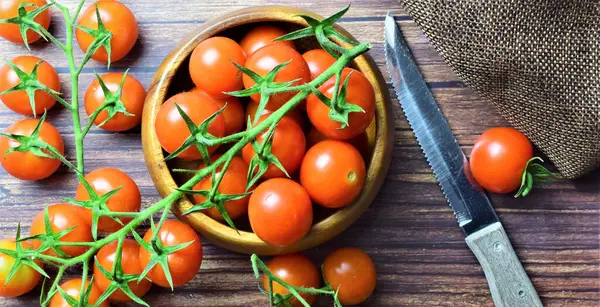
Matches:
[323,247,376,305]
[76,1,138,63]
[49,278,109,307]
[0,0,51,45]
[139,220,202,288]
[470,127,534,194]
[75,168,141,232]
[155,92,226,160]
[29,204,92,257]
[307,126,370,159]
[242,115,306,179]
[300,140,365,208]
[189,36,246,99]
[84,72,146,132]
[0,56,61,116]
[190,87,244,135]
[94,239,152,302]
[0,239,42,297]
[0,118,64,181]
[248,178,312,247]
[307,68,375,140]
[262,254,320,307]
[243,44,311,109]
[239,25,295,56]
[245,99,305,129]
[192,156,250,221]
[302,49,336,80]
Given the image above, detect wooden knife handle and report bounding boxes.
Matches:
[465,222,543,307]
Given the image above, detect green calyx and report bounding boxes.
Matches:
[0,59,69,116]
[19,207,75,259]
[251,254,342,307]
[515,157,561,198]
[74,4,113,68]
[310,70,364,128]
[245,120,290,190]
[0,224,50,286]
[132,220,194,291]
[84,70,134,135]
[0,2,53,49]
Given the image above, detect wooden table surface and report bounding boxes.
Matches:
[1,1,599,306]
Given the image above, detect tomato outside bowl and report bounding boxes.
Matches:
[141,5,394,255]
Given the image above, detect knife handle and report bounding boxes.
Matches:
[465,222,543,307]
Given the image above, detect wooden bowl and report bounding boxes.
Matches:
[142,5,393,255]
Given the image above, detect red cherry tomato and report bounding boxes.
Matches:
[75,168,141,232]
[192,156,251,221]
[307,68,375,140]
[138,220,202,288]
[300,140,365,208]
[262,254,320,307]
[243,44,311,109]
[0,0,51,45]
[0,239,42,297]
[75,1,138,63]
[242,115,306,179]
[0,118,64,181]
[323,247,376,305]
[245,99,306,130]
[307,126,370,159]
[248,178,313,247]
[30,204,92,257]
[84,72,146,132]
[155,92,226,160]
[239,25,295,55]
[94,239,151,302]
[49,278,109,307]
[470,127,534,194]
[0,56,61,116]
[189,37,247,99]
[302,49,336,80]
[190,87,244,135]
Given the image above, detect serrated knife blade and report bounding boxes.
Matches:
[385,12,542,307]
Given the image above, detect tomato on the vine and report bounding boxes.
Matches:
[302,49,336,80]
[0,118,64,181]
[94,239,152,302]
[239,25,295,56]
[155,92,226,160]
[300,140,365,208]
[0,55,61,116]
[307,68,375,140]
[470,127,534,194]
[84,72,146,132]
[138,220,202,288]
[245,99,306,130]
[29,204,92,257]
[75,1,138,63]
[190,87,244,135]
[323,247,376,305]
[0,0,51,45]
[189,36,247,99]
[262,254,320,307]
[192,156,251,221]
[75,168,141,232]
[49,278,109,307]
[0,239,42,297]
[248,178,312,247]
[243,44,311,109]
[242,115,306,179]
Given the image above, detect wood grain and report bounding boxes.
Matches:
[0,0,598,306]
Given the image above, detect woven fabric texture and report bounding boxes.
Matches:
[401,0,599,178]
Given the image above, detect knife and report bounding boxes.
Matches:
[384,13,542,307]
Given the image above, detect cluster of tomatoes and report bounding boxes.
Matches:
[154,24,376,247]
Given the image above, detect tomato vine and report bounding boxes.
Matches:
[0,1,370,306]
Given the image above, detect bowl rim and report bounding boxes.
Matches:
[141,5,394,255]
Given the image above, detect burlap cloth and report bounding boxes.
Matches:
[400,0,599,179]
